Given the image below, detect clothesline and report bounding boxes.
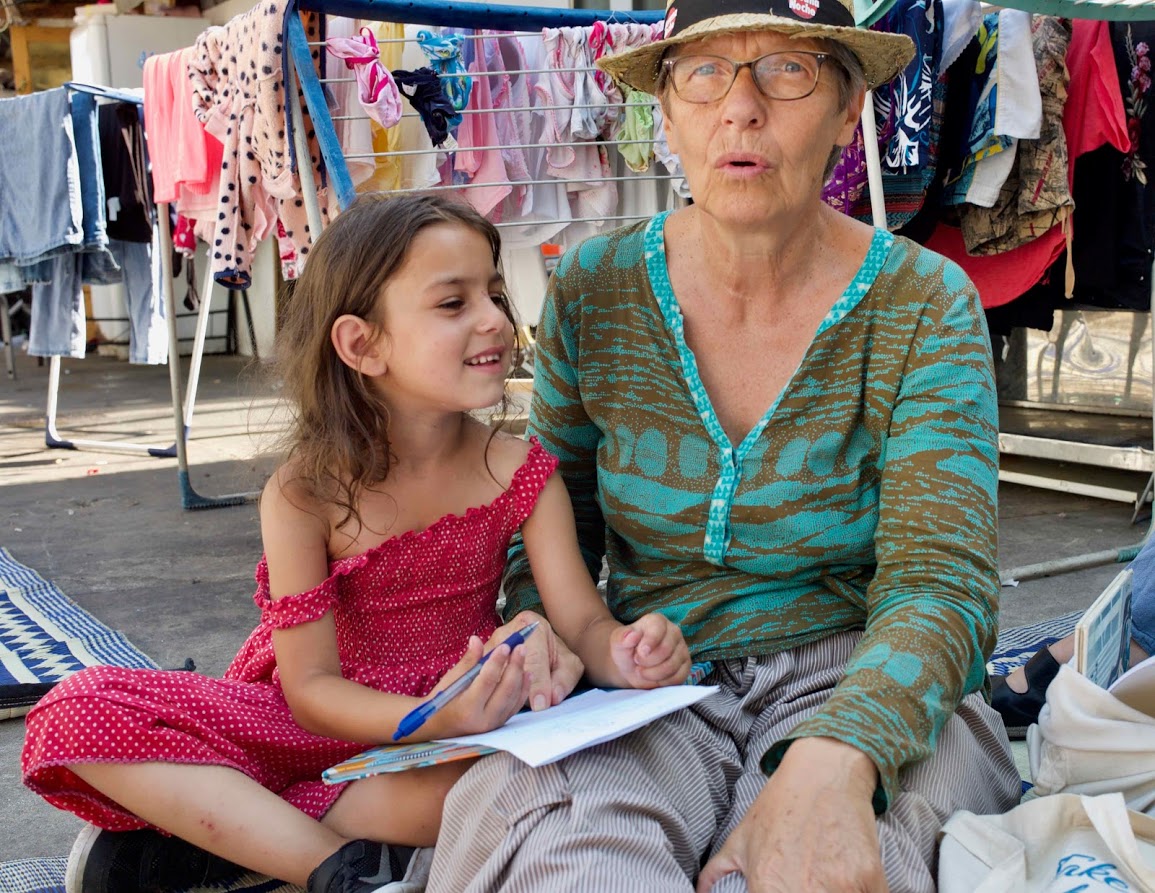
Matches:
[330,101,646,120]
[307,31,541,45]
[320,65,632,83]
[373,174,676,195]
[347,138,659,158]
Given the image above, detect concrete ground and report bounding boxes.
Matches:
[1,347,1151,863]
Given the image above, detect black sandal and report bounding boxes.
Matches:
[991,646,1063,740]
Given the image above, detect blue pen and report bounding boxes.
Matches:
[392,621,541,741]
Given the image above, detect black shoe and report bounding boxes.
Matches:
[65,823,246,893]
[306,840,417,893]
[991,646,1063,740]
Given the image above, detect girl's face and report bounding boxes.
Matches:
[374,222,515,414]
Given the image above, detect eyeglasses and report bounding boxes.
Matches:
[662,51,832,104]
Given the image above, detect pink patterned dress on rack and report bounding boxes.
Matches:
[21,440,558,831]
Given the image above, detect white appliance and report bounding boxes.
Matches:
[70,12,208,89]
[70,11,240,356]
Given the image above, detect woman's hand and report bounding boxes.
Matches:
[696,737,887,893]
[422,635,530,739]
[490,611,584,711]
[610,613,691,688]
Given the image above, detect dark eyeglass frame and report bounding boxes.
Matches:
[661,51,833,104]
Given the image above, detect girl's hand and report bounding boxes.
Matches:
[489,612,584,712]
[610,613,691,689]
[422,635,530,738]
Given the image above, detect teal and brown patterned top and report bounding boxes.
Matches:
[504,211,1000,810]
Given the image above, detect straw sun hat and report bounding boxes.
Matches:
[597,0,916,96]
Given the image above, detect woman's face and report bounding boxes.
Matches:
[661,30,863,229]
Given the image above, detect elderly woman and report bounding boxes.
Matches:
[428,0,1022,889]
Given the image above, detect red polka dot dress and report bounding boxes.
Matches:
[21,440,558,831]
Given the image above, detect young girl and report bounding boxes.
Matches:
[21,193,690,893]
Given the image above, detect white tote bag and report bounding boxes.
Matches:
[937,793,1155,893]
[1028,663,1155,814]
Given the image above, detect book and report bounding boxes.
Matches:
[1073,567,1134,691]
[323,742,498,784]
[324,682,717,785]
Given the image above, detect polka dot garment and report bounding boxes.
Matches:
[20,440,558,832]
[186,0,330,288]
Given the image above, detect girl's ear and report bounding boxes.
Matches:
[331,314,389,377]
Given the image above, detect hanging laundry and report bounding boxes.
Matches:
[0,88,121,316]
[940,0,982,72]
[416,30,471,119]
[588,20,617,99]
[394,67,460,147]
[963,10,1043,210]
[173,214,197,256]
[872,0,943,173]
[825,125,869,218]
[68,90,121,285]
[615,90,656,173]
[385,26,446,191]
[494,30,574,249]
[0,88,84,274]
[107,237,167,365]
[927,19,1131,309]
[1071,21,1155,310]
[453,34,513,219]
[360,21,407,194]
[834,0,944,229]
[942,13,1013,204]
[142,47,222,223]
[652,105,691,199]
[100,103,153,244]
[595,23,663,139]
[316,17,378,201]
[486,32,532,212]
[959,16,1072,256]
[28,256,86,359]
[187,0,328,286]
[538,27,617,239]
[326,26,403,130]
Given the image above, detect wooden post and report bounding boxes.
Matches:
[8,23,74,94]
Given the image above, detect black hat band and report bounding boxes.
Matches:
[664,0,856,39]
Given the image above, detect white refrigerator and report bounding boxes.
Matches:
[70,12,209,90]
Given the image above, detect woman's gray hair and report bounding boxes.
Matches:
[819,39,867,112]
[819,40,868,181]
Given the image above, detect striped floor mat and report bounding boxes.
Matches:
[987,610,1084,678]
[0,547,158,719]
[0,857,303,893]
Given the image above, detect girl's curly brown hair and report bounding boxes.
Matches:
[273,192,518,530]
